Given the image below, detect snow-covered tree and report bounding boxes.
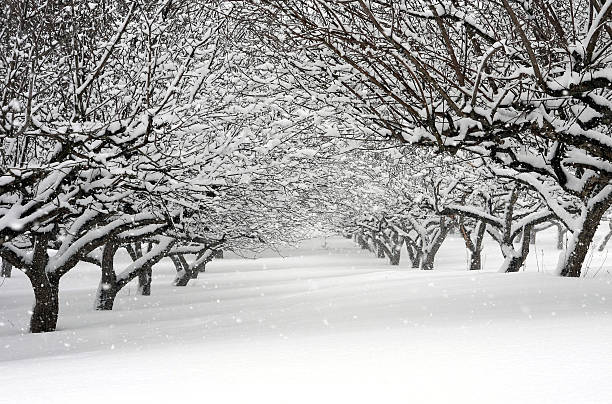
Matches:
[247,0,612,277]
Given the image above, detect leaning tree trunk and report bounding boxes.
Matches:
[95,239,174,310]
[376,237,401,265]
[501,225,533,273]
[561,202,610,277]
[355,233,369,250]
[420,245,439,271]
[405,242,421,268]
[459,220,486,271]
[127,242,154,296]
[195,249,214,274]
[420,221,450,271]
[172,255,193,286]
[1,259,12,278]
[471,223,486,271]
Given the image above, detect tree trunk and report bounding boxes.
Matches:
[503,252,527,273]
[1,259,12,278]
[469,251,482,271]
[459,220,486,271]
[411,253,421,268]
[501,225,533,273]
[557,223,566,250]
[561,203,610,277]
[406,243,421,268]
[529,231,536,245]
[420,253,435,271]
[137,266,152,295]
[470,222,486,271]
[389,250,401,265]
[29,275,59,333]
[404,240,421,268]
[95,283,119,310]
[173,271,190,286]
[420,222,450,271]
[95,242,120,310]
[172,255,193,286]
[385,233,402,266]
[190,268,199,279]
[196,251,209,274]
[356,234,369,250]
[366,237,376,252]
[27,234,58,333]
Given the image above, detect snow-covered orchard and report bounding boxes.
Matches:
[1,1,611,403]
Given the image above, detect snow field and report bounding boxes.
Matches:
[1,228,612,403]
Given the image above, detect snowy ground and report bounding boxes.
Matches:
[1,227,612,403]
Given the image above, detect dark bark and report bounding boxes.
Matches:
[561,199,611,277]
[503,224,533,273]
[356,233,369,250]
[387,232,403,265]
[1,259,12,277]
[495,185,530,273]
[195,249,211,273]
[137,267,152,295]
[96,240,169,308]
[420,219,450,271]
[96,283,119,310]
[173,249,216,284]
[95,243,119,310]
[460,220,486,271]
[127,242,153,296]
[405,241,421,268]
[172,254,192,286]
[29,276,59,333]
[173,274,190,286]
[529,231,536,245]
[469,251,482,271]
